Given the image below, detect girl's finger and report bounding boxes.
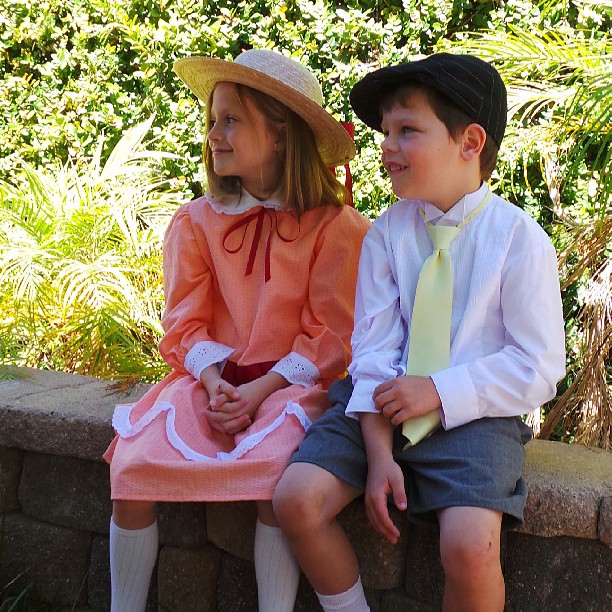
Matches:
[215,398,249,415]
[224,414,251,434]
[217,380,240,399]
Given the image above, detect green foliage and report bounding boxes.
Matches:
[0,118,189,380]
[0,0,610,443]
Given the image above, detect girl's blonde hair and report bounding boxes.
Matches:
[204,83,348,215]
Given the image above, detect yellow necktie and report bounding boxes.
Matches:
[402,189,492,447]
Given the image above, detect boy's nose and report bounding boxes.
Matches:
[381,135,398,153]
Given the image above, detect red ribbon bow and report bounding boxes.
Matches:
[222,207,299,283]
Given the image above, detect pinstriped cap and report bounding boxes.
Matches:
[350,53,507,148]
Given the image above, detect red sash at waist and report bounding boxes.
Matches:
[220,360,277,386]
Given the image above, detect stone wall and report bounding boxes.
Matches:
[0,367,610,611]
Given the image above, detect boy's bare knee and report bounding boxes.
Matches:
[274,465,324,535]
[440,530,501,585]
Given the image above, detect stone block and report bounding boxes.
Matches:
[520,439,612,540]
[88,535,158,611]
[216,553,257,612]
[403,522,444,606]
[0,446,22,512]
[158,502,208,547]
[381,588,438,612]
[0,367,150,461]
[158,544,222,611]
[206,501,257,561]
[338,498,409,590]
[1,512,91,606]
[504,531,612,611]
[598,496,612,548]
[19,451,111,533]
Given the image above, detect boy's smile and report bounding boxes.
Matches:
[380,90,467,212]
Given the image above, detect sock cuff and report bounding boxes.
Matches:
[110,517,158,538]
[316,576,365,610]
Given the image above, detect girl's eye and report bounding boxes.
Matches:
[226,116,237,124]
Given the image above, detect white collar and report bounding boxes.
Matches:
[206,189,285,215]
[420,182,489,226]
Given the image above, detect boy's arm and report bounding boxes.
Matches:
[346,217,406,418]
[432,239,566,430]
[360,412,407,545]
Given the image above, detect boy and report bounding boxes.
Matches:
[273,53,566,612]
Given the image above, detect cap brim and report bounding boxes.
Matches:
[174,57,355,166]
[349,64,430,132]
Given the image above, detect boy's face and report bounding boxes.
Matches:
[380,90,464,210]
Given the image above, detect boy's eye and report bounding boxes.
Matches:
[401,126,415,134]
[381,130,389,137]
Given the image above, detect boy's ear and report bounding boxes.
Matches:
[460,123,487,161]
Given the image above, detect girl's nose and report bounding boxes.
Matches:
[207,122,220,143]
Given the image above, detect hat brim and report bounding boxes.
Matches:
[174,57,355,167]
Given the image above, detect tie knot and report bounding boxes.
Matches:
[427,224,460,251]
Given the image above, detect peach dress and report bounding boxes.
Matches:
[104,191,370,501]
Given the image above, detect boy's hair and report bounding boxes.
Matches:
[205,84,348,215]
[380,83,499,180]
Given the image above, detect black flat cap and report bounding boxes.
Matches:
[350,53,507,148]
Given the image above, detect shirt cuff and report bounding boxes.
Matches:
[431,364,479,430]
[345,377,380,420]
[184,341,235,381]
[271,352,320,387]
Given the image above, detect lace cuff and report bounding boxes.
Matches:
[184,341,235,381]
[271,352,320,387]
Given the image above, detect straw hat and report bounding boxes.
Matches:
[173,49,355,167]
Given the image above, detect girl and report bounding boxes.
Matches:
[104,49,370,612]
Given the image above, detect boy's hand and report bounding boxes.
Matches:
[365,454,407,545]
[373,375,441,425]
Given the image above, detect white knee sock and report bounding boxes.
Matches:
[110,517,158,612]
[316,576,370,612]
[254,520,300,612]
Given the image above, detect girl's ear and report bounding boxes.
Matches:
[460,123,487,161]
[274,126,287,153]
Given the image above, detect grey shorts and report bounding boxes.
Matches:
[291,377,533,530]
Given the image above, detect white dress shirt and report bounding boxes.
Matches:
[346,183,566,430]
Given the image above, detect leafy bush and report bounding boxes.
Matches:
[0,0,610,445]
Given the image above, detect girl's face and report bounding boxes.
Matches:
[207,82,284,200]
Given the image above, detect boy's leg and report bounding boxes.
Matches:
[110,500,158,612]
[254,500,300,612]
[437,506,504,612]
[274,462,362,595]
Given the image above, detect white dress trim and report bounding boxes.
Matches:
[184,341,235,381]
[206,189,284,216]
[271,352,320,387]
[112,400,312,463]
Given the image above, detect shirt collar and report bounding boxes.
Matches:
[420,182,489,226]
[206,188,285,215]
